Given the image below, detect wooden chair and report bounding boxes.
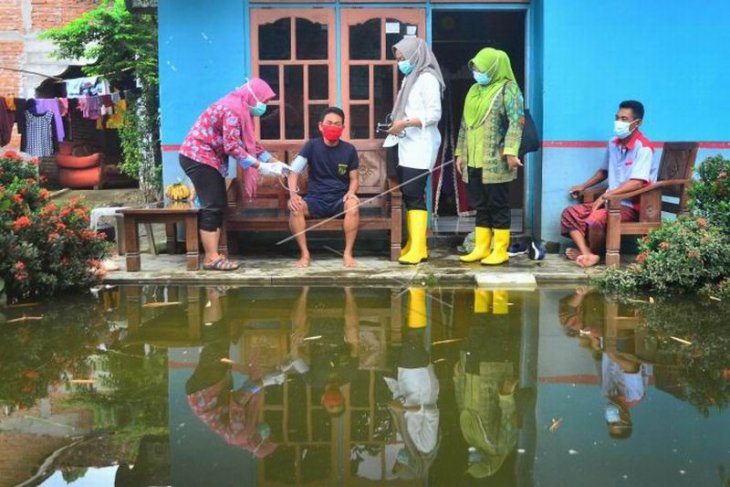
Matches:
[584,142,699,267]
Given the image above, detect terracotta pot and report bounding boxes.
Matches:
[55,153,101,170]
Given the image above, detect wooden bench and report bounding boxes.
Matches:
[120,203,201,271]
[584,141,699,267]
[223,142,403,260]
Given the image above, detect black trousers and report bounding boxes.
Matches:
[180,154,227,231]
[397,165,429,211]
[466,167,511,229]
[399,328,430,368]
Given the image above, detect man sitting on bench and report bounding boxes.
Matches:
[288,107,360,268]
[561,100,655,268]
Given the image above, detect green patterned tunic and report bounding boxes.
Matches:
[455,81,525,184]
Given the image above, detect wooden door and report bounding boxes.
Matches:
[250,9,337,149]
[340,9,426,144]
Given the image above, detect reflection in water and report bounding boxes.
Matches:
[455,290,521,479]
[384,288,440,480]
[0,285,728,486]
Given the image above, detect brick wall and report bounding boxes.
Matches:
[31,0,102,30]
[0,0,23,32]
[0,41,23,95]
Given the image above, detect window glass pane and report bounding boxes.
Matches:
[308,65,328,101]
[349,19,380,60]
[296,18,328,60]
[259,65,280,101]
[373,65,394,140]
[349,105,370,139]
[349,65,369,100]
[385,19,418,60]
[308,104,327,140]
[284,65,304,139]
[261,106,280,140]
[259,18,291,60]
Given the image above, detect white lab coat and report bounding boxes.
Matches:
[384,72,442,171]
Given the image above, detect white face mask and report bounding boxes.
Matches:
[605,404,622,423]
[614,120,634,139]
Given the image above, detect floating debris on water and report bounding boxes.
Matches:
[549,417,563,432]
[669,336,692,346]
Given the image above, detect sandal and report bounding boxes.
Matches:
[203,256,240,271]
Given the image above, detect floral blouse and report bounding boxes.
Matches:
[180,104,263,175]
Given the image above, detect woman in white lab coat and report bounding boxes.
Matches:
[385,37,444,265]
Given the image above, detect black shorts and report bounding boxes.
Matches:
[304,195,345,219]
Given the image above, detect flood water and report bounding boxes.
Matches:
[0,285,728,487]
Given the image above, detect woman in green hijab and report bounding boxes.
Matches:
[455,48,525,265]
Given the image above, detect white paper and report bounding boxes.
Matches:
[385,22,400,34]
[406,25,417,35]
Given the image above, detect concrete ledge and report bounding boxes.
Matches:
[101,251,603,287]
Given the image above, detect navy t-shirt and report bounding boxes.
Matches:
[299,138,359,199]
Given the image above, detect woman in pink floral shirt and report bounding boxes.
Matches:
[180,78,285,270]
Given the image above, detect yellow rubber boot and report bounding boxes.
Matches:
[481,229,510,265]
[474,288,491,313]
[400,210,412,258]
[407,288,427,329]
[399,210,428,265]
[492,289,509,315]
[460,227,492,263]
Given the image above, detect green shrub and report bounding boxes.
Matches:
[595,217,730,294]
[0,150,109,301]
[688,154,730,233]
[637,298,730,417]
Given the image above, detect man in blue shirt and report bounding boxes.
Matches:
[288,107,360,268]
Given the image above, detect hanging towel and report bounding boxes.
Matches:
[106,98,127,129]
[78,96,102,119]
[59,98,69,117]
[0,98,12,146]
[34,98,65,142]
[65,76,110,98]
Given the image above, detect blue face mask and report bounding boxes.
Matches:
[398,60,414,76]
[473,71,491,86]
[250,102,267,117]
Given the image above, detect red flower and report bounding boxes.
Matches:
[48,232,59,242]
[14,261,26,271]
[687,250,700,259]
[12,216,31,231]
[636,251,649,264]
[2,150,22,161]
[13,194,23,204]
[658,241,670,250]
[696,218,707,228]
[38,188,50,199]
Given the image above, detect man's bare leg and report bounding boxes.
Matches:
[342,199,359,268]
[569,229,600,267]
[289,206,311,268]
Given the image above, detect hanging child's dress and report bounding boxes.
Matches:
[25,110,55,157]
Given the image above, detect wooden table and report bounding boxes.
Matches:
[119,205,199,271]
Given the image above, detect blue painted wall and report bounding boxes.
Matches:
[158,0,248,188]
[538,0,730,243]
[541,0,730,142]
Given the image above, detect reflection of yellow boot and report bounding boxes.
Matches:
[399,210,428,265]
[474,288,491,313]
[400,210,412,258]
[460,227,492,263]
[493,289,509,315]
[481,229,510,265]
[407,288,427,328]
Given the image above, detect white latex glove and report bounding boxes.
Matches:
[258,161,287,177]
